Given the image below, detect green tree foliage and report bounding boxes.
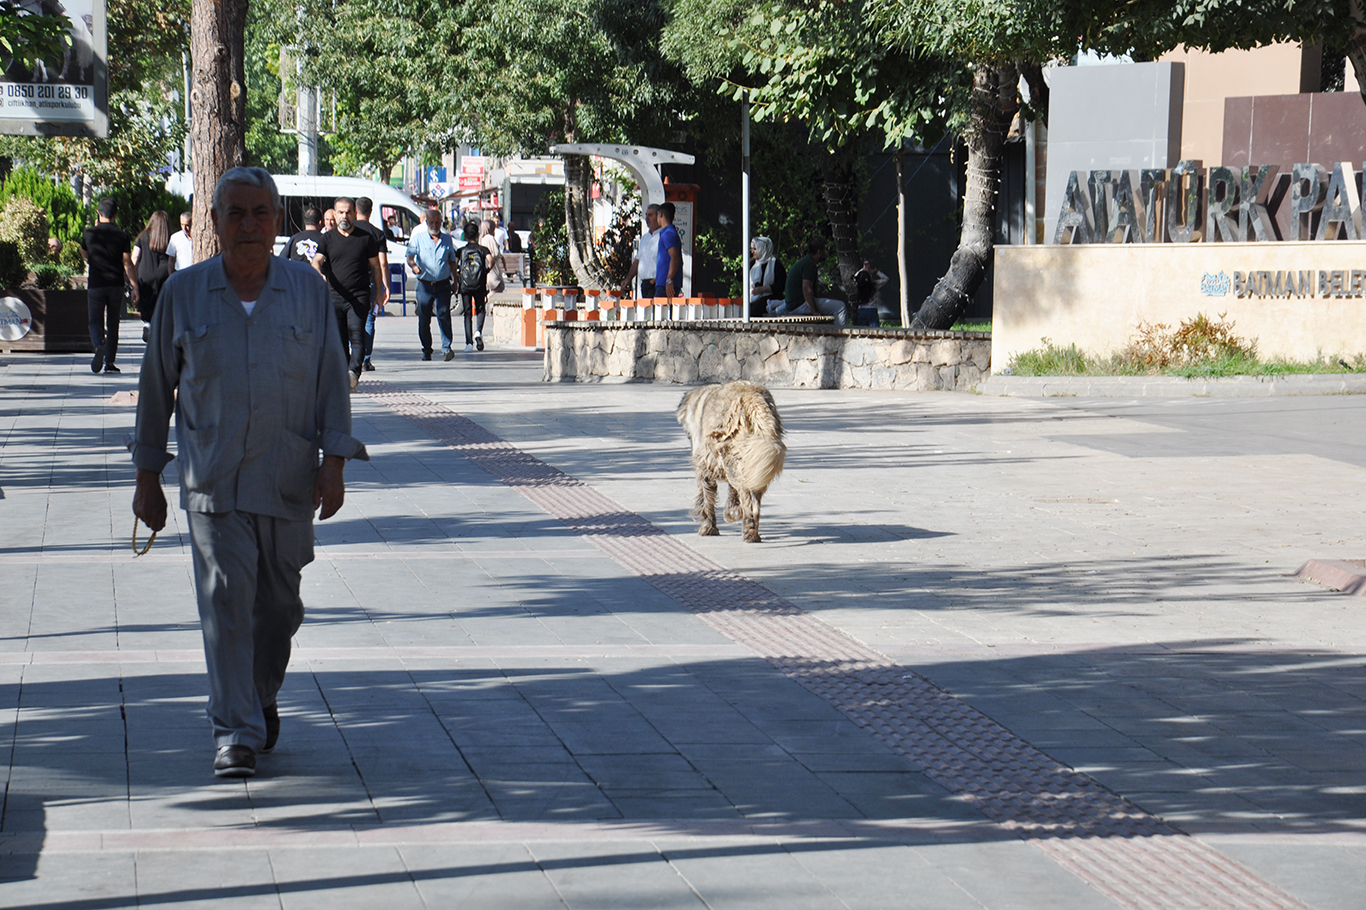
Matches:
[663,0,952,296]
[666,0,954,147]
[531,188,574,286]
[0,0,70,76]
[282,0,454,175]
[0,0,190,192]
[244,4,308,175]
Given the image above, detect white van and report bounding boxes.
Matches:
[271,175,425,261]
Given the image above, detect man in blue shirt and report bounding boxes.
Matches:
[405,209,457,361]
[655,201,681,298]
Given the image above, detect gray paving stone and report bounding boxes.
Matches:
[528,841,709,909]
[1209,842,1366,910]
[270,846,428,910]
[662,840,848,909]
[7,337,1366,907]
[400,843,569,910]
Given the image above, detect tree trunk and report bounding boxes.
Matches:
[912,62,1016,331]
[820,143,860,297]
[1350,0,1366,109]
[563,153,610,290]
[189,0,248,261]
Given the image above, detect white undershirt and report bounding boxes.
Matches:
[241,299,257,316]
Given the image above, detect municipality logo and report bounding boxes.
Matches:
[0,296,32,341]
[1201,272,1231,296]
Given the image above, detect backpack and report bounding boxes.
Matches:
[457,243,488,293]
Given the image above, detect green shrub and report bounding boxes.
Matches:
[0,240,27,289]
[0,196,50,264]
[1116,312,1255,371]
[104,183,190,240]
[59,238,86,272]
[1010,338,1092,375]
[32,263,69,290]
[0,167,90,247]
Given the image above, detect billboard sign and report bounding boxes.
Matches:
[0,0,108,138]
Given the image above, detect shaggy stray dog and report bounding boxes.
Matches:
[676,381,786,542]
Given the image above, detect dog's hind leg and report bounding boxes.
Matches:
[723,484,742,523]
[740,488,763,543]
[691,475,720,536]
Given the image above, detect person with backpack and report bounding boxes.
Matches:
[455,221,491,352]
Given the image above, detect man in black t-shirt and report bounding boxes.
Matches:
[280,206,324,263]
[311,196,383,391]
[354,196,389,372]
[81,197,140,375]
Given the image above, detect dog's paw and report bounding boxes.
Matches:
[742,530,762,543]
[723,506,742,522]
[698,524,720,537]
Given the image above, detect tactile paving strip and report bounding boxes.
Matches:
[365,383,1312,910]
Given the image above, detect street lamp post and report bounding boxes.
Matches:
[741,92,751,323]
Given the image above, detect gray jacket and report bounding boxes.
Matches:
[131,256,368,521]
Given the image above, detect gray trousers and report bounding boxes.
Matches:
[187,510,313,750]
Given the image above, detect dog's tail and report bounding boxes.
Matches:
[730,386,786,490]
[733,432,786,490]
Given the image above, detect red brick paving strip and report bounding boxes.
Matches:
[365,384,1313,910]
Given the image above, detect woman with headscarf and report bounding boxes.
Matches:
[131,210,172,340]
[748,236,785,318]
[480,219,506,294]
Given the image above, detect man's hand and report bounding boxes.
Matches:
[313,455,345,520]
[133,468,167,532]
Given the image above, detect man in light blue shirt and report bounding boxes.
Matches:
[406,208,457,361]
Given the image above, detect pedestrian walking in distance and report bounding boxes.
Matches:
[456,221,491,352]
[131,167,368,778]
[81,197,139,374]
[354,196,390,373]
[311,196,384,391]
[406,208,457,361]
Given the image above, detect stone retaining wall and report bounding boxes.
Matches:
[488,302,525,346]
[543,321,991,390]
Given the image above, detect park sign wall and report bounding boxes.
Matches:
[0,0,108,138]
[1053,161,1362,246]
[994,159,1366,369]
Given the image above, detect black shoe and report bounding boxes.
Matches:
[349,370,359,393]
[422,351,432,361]
[213,744,257,778]
[91,346,105,373]
[475,336,484,351]
[363,360,375,371]
[262,703,280,754]
[142,325,150,343]
[103,364,121,374]
[443,350,455,362]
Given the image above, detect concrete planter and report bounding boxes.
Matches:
[544,321,991,391]
[0,288,93,353]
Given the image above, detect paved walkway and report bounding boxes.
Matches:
[2,315,1366,908]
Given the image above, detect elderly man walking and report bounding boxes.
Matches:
[406,208,457,361]
[131,168,368,778]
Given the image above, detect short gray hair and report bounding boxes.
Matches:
[212,167,281,214]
